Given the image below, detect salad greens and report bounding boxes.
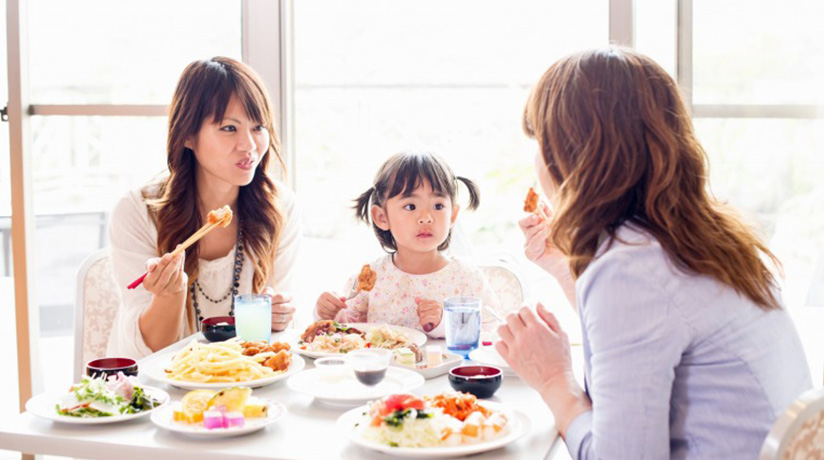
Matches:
[56,372,161,418]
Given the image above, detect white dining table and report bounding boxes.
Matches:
[0,332,561,460]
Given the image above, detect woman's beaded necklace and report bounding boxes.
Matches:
[191,222,244,329]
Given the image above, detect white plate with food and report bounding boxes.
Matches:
[392,352,464,379]
[337,393,531,457]
[295,321,427,359]
[143,339,305,390]
[26,375,169,424]
[151,399,286,438]
[287,366,425,406]
[468,346,516,377]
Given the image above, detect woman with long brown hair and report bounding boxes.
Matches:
[498,48,811,458]
[107,57,300,358]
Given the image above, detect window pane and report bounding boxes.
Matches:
[634,0,676,76]
[28,0,241,104]
[29,116,166,345]
[694,118,824,308]
[295,0,608,260]
[693,0,824,105]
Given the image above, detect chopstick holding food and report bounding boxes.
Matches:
[126,205,233,289]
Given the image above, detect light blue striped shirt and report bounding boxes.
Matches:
[565,225,812,459]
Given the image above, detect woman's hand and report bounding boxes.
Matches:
[143,246,187,298]
[315,291,347,320]
[496,303,591,435]
[415,297,443,332]
[519,203,568,279]
[264,287,296,332]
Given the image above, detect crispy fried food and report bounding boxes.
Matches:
[262,350,292,372]
[524,187,540,213]
[356,264,377,292]
[207,205,233,228]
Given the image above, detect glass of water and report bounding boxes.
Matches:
[234,294,272,342]
[444,296,482,358]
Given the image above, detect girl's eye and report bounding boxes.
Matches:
[254,125,266,132]
[403,204,416,211]
[434,203,445,211]
[220,125,237,132]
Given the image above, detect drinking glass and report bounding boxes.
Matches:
[444,296,482,358]
[348,348,392,386]
[234,294,272,342]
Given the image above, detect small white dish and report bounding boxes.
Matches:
[143,352,305,390]
[26,386,170,424]
[151,401,286,438]
[391,352,464,379]
[287,366,424,405]
[469,346,517,378]
[337,400,531,457]
[294,323,427,359]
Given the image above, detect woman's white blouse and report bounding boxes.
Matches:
[106,182,301,359]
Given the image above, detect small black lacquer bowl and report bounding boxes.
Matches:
[448,365,503,399]
[86,357,138,379]
[201,316,237,342]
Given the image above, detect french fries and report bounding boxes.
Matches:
[164,339,283,383]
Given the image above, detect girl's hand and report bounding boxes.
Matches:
[496,303,590,434]
[415,297,443,333]
[519,203,569,280]
[143,246,187,298]
[315,291,347,320]
[264,287,296,332]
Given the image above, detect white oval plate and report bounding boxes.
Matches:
[143,352,305,390]
[294,323,427,359]
[391,353,464,379]
[287,366,424,406]
[151,400,286,438]
[337,401,531,457]
[468,346,517,377]
[26,386,170,424]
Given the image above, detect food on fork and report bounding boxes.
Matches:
[523,187,540,213]
[356,264,377,292]
[207,205,233,227]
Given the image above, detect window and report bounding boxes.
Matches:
[294,0,609,263]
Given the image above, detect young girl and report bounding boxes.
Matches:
[107,57,301,358]
[314,151,498,337]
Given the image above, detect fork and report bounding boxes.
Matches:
[345,278,361,300]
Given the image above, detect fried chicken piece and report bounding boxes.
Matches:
[263,350,292,372]
[356,264,377,292]
[207,205,233,227]
[524,187,540,213]
[242,346,262,356]
[264,342,291,353]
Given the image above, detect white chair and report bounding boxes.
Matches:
[479,256,527,320]
[759,387,824,459]
[73,248,121,380]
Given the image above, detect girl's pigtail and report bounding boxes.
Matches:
[457,176,480,211]
[353,187,375,224]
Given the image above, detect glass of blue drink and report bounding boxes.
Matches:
[234,294,272,342]
[444,296,482,358]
